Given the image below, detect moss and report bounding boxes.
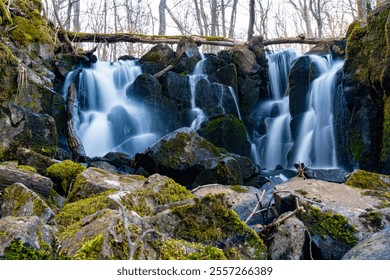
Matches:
[0,0,13,25]
[0,42,18,104]
[121,178,195,217]
[172,194,267,259]
[382,97,390,161]
[346,20,361,39]
[215,161,241,185]
[17,165,37,173]
[300,206,358,246]
[296,189,309,196]
[359,210,383,231]
[348,130,364,162]
[73,234,104,260]
[153,238,226,260]
[4,239,50,260]
[54,191,117,230]
[230,185,248,193]
[46,160,86,193]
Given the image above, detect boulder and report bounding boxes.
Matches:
[274,178,387,259]
[66,167,146,203]
[198,114,251,158]
[132,128,257,188]
[192,183,269,226]
[267,215,306,260]
[342,227,390,260]
[0,216,56,259]
[1,183,55,223]
[231,46,259,77]
[0,103,57,160]
[46,160,86,195]
[0,162,53,198]
[16,147,58,176]
[303,168,348,183]
[173,37,202,74]
[88,152,133,174]
[140,43,175,75]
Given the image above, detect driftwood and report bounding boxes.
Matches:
[66,78,86,162]
[60,31,342,47]
[154,65,174,78]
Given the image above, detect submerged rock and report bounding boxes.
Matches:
[303,168,348,183]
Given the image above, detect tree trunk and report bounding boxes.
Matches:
[166,5,185,35]
[73,0,80,32]
[248,0,255,40]
[229,0,238,38]
[357,0,368,21]
[158,0,167,35]
[210,0,217,36]
[199,0,209,36]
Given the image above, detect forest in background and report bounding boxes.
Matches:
[41,0,382,59]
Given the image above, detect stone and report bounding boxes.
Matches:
[16,147,58,175]
[0,216,56,259]
[231,46,259,76]
[67,167,146,202]
[1,183,55,223]
[274,178,387,259]
[303,168,348,183]
[342,227,390,260]
[140,43,175,75]
[268,215,306,260]
[0,162,53,198]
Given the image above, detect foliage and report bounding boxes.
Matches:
[4,239,50,260]
[73,234,104,260]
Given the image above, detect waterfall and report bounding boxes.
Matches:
[253,49,298,169]
[189,55,207,130]
[65,60,159,157]
[292,58,344,168]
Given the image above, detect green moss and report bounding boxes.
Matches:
[300,206,358,246]
[0,0,13,25]
[215,161,241,185]
[230,185,248,193]
[153,238,226,260]
[54,191,117,230]
[4,239,50,260]
[348,130,364,162]
[17,165,37,173]
[0,42,18,104]
[73,234,104,260]
[121,178,195,217]
[46,160,86,193]
[172,194,267,259]
[346,20,361,39]
[382,97,390,160]
[346,169,390,191]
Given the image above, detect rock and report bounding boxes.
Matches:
[342,227,390,260]
[0,216,56,259]
[1,183,55,223]
[268,215,306,260]
[192,184,269,226]
[46,160,86,195]
[198,114,251,158]
[274,178,386,259]
[140,43,175,75]
[66,167,146,202]
[149,194,267,259]
[89,152,133,174]
[0,162,53,198]
[231,46,259,76]
[16,147,58,175]
[173,37,202,74]
[239,78,261,116]
[132,128,256,188]
[343,4,390,173]
[0,103,57,160]
[303,168,348,183]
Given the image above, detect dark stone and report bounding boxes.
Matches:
[140,44,175,75]
[198,114,251,158]
[303,168,348,183]
[173,38,202,74]
[239,78,261,116]
[16,148,58,176]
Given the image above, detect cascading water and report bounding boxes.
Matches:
[65,60,159,157]
[253,49,298,169]
[292,57,344,168]
[189,55,207,130]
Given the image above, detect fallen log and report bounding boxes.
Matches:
[60,31,343,47]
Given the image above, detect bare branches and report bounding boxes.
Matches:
[245,190,266,224]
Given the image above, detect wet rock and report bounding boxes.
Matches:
[342,227,390,260]
[0,162,53,198]
[132,128,256,188]
[173,37,202,74]
[140,43,175,75]
[1,183,55,223]
[303,168,348,183]
[89,152,133,174]
[16,147,58,176]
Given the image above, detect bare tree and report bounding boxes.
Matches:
[158,0,167,35]
[255,0,272,39]
[193,0,204,35]
[357,0,368,21]
[248,0,255,40]
[228,0,238,38]
[288,0,314,37]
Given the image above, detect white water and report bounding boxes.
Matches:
[254,49,298,169]
[293,58,344,168]
[189,55,207,130]
[66,60,159,157]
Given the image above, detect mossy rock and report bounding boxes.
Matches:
[46,160,86,194]
[346,169,390,208]
[153,238,226,260]
[0,43,18,105]
[170,194,267,259]
[4,239,51,260]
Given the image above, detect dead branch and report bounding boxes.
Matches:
[245,190,266,224]
[154,65,174,78]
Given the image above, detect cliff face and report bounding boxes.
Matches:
[344,2,390,173]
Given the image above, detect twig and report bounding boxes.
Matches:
[245,190,265,224]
